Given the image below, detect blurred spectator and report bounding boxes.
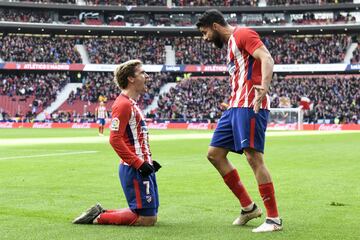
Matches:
[0,35,82,63]
[351,43,360,64]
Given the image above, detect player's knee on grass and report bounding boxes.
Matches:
[135,216,157,226]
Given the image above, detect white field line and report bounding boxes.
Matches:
[0,150,98,161]
[0,131,358,146]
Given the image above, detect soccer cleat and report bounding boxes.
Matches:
[252,218,283,233]
[72,203,105,224]
[232,203,262,226]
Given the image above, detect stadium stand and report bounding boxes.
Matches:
[0,1,359,125]
[0,8,52,23]
[263,34,351,64]
[0,35,82,63]
[0,72,70,120]
[154,75,360,124]
[84,37,166,64]
[351,43,360,64]
[84,0,166,5]
[173,0,258,6]
[55,72,171,122]
[266,0,353,5]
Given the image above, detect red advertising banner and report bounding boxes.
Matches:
[0,122,359,130]
[184,65,227,72]
[3,63,85,71]
[267,123,299,131]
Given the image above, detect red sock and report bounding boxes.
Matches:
[223,169,253,208]
[97,208,138,225]
[259,182,279,218]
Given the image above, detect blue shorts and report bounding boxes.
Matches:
[119,164,159,216]
[210,108,269,154]
[98,118,105,126]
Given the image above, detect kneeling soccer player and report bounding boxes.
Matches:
[73,59,161,226]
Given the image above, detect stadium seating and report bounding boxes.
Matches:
[0,35,82,63]
[154,75,360,124]
[266,0,353,5]
[173,0,258,6]
[56,72,171,122]
[263,35,351,64]
[0,72,70,119]
[0,8,52,23]
[84,0,166,5]
[351,44,360,64]
[155,77,230,121]
[84,37,166,64]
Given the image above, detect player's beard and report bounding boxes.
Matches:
[212,30,224,49]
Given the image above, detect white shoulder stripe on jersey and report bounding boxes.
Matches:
[129,108,143,160]
[231,36,247,107]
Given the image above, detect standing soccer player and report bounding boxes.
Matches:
[196,10,282,233]
[95,101,108,136]
[73,59,161,226]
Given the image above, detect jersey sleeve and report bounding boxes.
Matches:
[109,101,144,169]
[235,28,264,55]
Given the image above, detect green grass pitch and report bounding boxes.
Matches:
[0,129,359,240]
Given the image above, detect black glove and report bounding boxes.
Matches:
[139,162,155,177]
[152,160,162,172]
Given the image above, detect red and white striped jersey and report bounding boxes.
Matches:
[109,93,151,169]
[96,106,107,119]
[227,27,270,109]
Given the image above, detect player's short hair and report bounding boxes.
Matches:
[113,59,142,89]
[196,9,227,29]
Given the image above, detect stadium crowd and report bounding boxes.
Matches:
[8,0,353,5]
[266,0,353,5]
[53,71,171,123]
[263,35,351,64]
[0,72,70,121]
[2,34,353,65]
[0,8,52,23]
[173,0,258,6]
[153,75,359,124]
[270,75,359,124]
[16,0,76,3]
[174,35,351,64]
[154,77,230,122]
[85,0,166,5]
[84,37,166,64]
[175,37,227,64]
[351,43,360,64]
[0,35,82,63]
[67,72,170,107]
